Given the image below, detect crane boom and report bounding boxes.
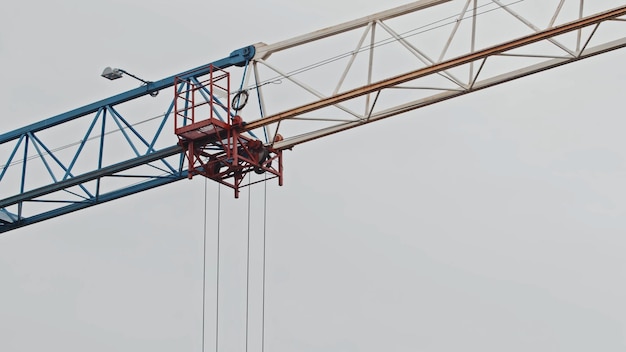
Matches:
[1,0,625,233]
[244,4,626,149]
[0,47,255,145]
[0,47,255,233]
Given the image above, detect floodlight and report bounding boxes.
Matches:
[101,67,123,80]
[100,67,158,97]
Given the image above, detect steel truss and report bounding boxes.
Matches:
[0,47,255,233]
[239,0,626,149]
[1,0,625,233]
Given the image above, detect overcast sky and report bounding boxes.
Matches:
[1,1,626,351]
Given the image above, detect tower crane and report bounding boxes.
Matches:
[2,1,626,351]
[1,0,625,235]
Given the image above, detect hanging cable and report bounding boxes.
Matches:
[215,184,221,352]
[245,176,252,352]
[232,60,251,113]
[261,174,268,352]
[202,178,208,352]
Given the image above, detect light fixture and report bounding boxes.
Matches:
[100,67,159,97]
[101,67,124,80]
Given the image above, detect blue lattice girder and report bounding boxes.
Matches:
[0,168,188,233]
[0,46,256,234]
[0,46,255,145]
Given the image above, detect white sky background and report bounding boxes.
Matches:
[1,0,626,351]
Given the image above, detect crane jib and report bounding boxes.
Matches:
[0,46,256,145]
[1,1,625,233]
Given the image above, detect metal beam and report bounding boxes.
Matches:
[0,171,188,234]
[0,46,255,233]
[272,37,626,149]
[253,0,451,60]
[0,46,255,144]
[245,5,626,132]
[2,1,625,233]
[0,145,182,209]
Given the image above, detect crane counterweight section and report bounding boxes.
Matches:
[174,65,283,198]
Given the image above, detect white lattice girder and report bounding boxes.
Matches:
[235,0,626,149]
[252,0,452,60]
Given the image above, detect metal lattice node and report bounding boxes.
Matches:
[174,65,283,198]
